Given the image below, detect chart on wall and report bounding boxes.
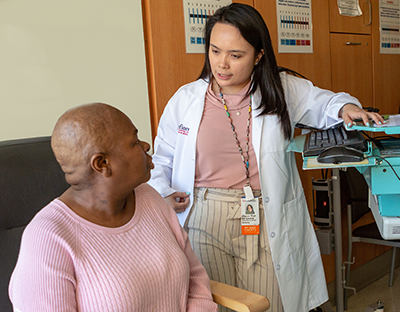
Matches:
[276,0,313,53]
[183,0,231,53]
[380,0,400,54]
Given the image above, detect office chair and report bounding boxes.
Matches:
[341,167,400,310]
[0,137,70,312]
[0,137,270,312]
[211,280,270,312]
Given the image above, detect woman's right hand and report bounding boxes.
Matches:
[164,191,191,213]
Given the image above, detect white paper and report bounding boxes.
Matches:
[337,0,362,17]
[373,114,400,127]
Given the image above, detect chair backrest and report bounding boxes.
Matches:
[341,167,370,224]
[0,137,69,311]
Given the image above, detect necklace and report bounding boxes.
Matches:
[225,94,241,116]
[217,83,252,186]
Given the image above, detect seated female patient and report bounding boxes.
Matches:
[9,103,217,312]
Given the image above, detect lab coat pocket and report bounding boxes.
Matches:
[282,192,308,253]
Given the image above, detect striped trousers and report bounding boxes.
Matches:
[185,188,284,312]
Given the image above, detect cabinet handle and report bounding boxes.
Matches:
[345,42,362,45]
[365,1,372,26]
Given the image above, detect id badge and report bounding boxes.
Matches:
[241,197,260,235]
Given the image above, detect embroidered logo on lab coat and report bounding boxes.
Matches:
[178,124,190,136]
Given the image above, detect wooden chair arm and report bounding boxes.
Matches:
[210,280,270,312]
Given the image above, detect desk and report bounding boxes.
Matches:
[290,136,350,311]
[332,168,344,312]
[293,124,400,312]
[290,134,376,312]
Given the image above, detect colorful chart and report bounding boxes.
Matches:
[276,0,313,54]
[183,0,231,53]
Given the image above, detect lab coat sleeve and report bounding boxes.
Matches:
[149,80,206,201]
[282,73,362,129]
[148,91,182,198]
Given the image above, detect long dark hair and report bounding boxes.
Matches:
[199,3,291,140]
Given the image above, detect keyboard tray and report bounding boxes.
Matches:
[303,125,367,157]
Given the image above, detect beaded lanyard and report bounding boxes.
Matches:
[217,83,252,187]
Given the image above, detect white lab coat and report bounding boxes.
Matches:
[148,72,361,312]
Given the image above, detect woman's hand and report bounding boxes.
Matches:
[164,191,191,213]
[340,103,385,127]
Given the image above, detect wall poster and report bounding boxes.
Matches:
[183,0,232,54]
[380,0,400,54]
[276,0,313,53]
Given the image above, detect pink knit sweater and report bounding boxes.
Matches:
[9,183,217,312]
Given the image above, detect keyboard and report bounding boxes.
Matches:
[303,125,367,157]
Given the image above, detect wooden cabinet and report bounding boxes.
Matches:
[329,0,400,114]
[330,33,373,108]
[329,0,372,34]
[329,0,373,111]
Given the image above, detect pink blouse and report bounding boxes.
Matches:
[194,82,261,190]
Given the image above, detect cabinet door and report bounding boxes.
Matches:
[330,33,373,108]
[329,0,372,34]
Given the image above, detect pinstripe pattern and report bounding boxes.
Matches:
[186,188,284,312]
